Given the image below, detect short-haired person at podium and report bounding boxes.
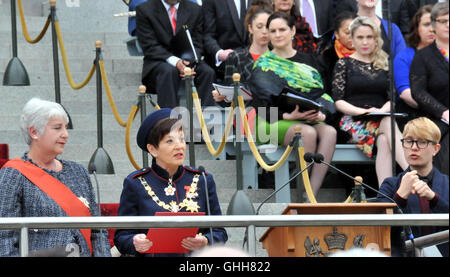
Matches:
[377,117,449,257]
[113,108,227,257]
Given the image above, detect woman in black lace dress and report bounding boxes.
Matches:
[410,2,449,175]
[332,16,408,186]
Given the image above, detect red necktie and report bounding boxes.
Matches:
[169,5,177,34]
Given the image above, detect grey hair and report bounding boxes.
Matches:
[431,1,449,27]
[19,97,69,145]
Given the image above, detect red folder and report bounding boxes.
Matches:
[143,212,205,253]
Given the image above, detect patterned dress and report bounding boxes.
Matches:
[332,57,390,157]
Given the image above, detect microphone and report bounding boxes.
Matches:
[198,166,214,245]
[255,152,316,215]
[88,163,102,216]
[241,153,315,249]
[312,153,415,255]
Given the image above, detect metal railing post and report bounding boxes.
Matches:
[19,227,29,257]
[247,225,256,256]
[405,229,449,256]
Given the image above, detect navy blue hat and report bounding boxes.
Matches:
[137,108,177,152]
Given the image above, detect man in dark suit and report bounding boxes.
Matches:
[405,0,441,19]
[202,0,253,80]
[335,0,410,35]
[296,0,334,39]
[136,0,215,108]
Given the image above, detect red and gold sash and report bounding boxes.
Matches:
[3,158,93,254]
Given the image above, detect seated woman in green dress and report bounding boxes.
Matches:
[247,11,337,197]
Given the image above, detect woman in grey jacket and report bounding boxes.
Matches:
[0,98,110,257]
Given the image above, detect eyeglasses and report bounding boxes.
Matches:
[435,19,449,25]
[401,138,437,149]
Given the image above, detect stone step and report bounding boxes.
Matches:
[0,1,129,33]
[0,98,142,116]
[0,113,143,132]
[0,30,134,47]
[0,69,141,87]
[0,57,142,75]
[0,42,132,59]
[0,85,143,102]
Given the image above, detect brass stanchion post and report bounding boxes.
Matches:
[139,85,149,168]
[292,126,306,202]
[3,0,30,86]
[184,67,196,167]
[88,41,115,174]
[49,0,72,128]
[227,73,255,216]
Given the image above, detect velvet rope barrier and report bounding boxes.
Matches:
[192,91,235,157]
[17,0,51,44]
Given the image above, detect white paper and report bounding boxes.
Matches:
[212,83,253,103]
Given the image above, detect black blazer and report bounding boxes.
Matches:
[410,41,449,125]
[136,0,204,80]
[335,0,410,35]
[304,0,334,37]
[202,0,252,62]
[405,0,438,19]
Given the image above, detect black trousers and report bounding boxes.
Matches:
[143,61,215,108]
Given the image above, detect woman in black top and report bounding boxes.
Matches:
[212,0,272,104]
[410,2,449,175]
[332,16,408,186]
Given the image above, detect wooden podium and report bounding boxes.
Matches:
[259,203,396,257]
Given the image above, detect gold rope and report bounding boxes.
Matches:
[125,102,141,170]
[99,60,128,127]
[236,95,293,171]
[192,92,234,157]
[17,0,51,44]
[296,144,317,203]
[54,20,96,90]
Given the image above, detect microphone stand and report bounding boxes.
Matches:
[256,160,315,215]
[198,166,214,245]
[89,164,102,216]
[241,157,315,248]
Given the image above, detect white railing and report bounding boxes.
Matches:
[405,230,449,257]
[0,214,448,257]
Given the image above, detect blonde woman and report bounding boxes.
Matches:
[331,16,408,186]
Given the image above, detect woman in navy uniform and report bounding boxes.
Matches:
[114,108,227,256]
